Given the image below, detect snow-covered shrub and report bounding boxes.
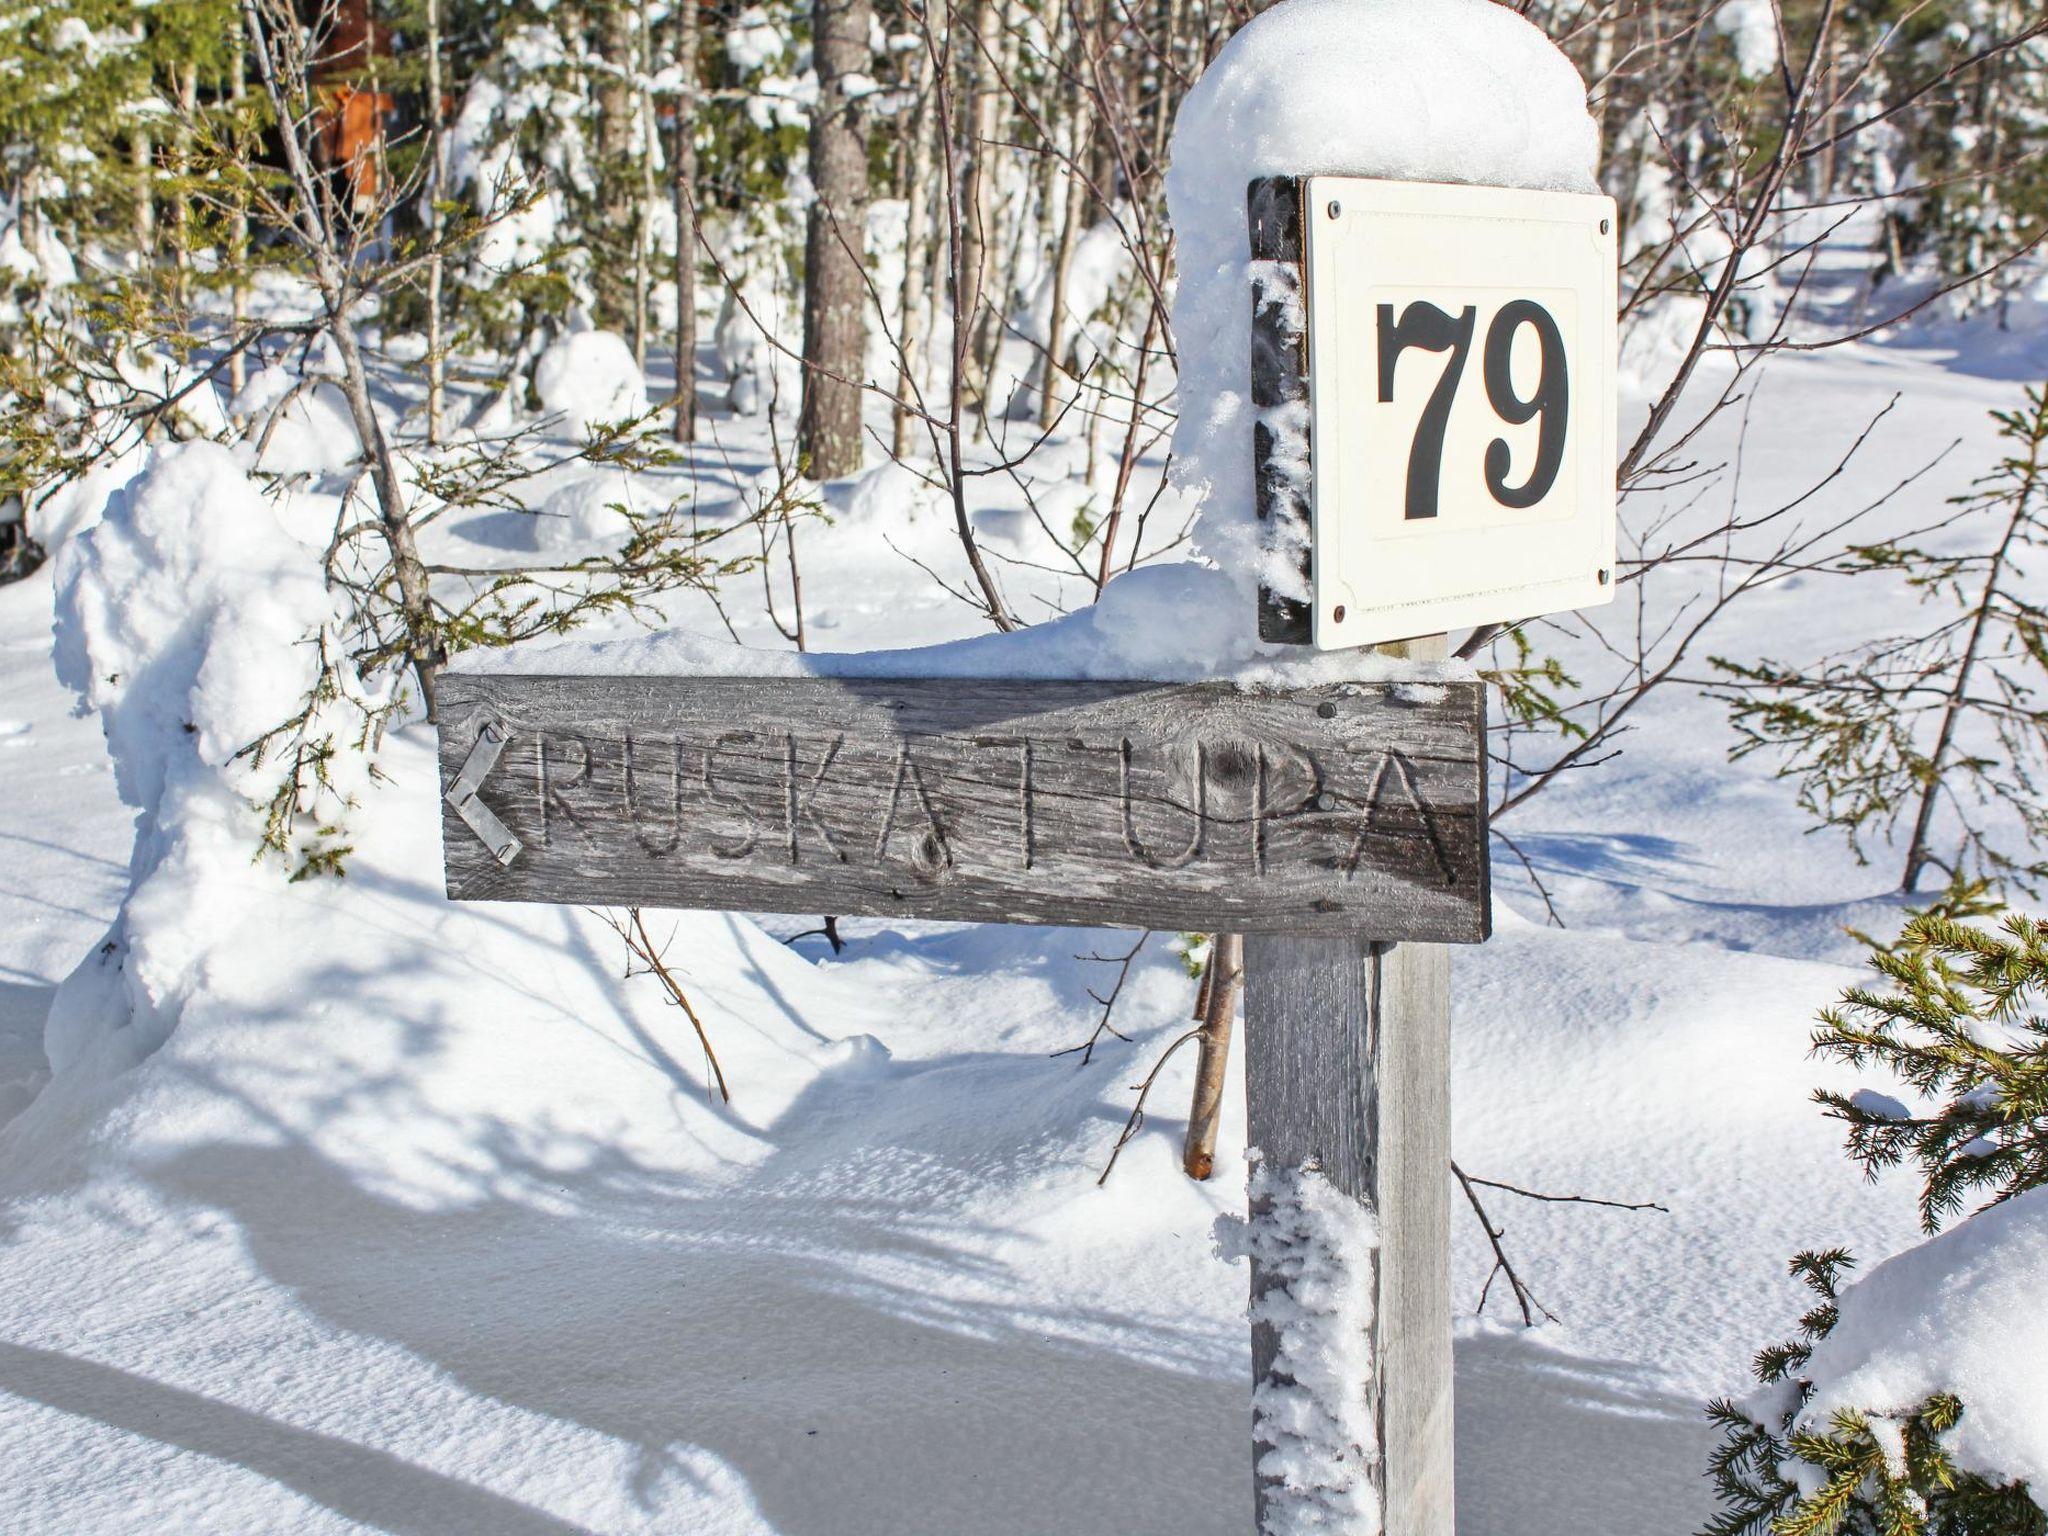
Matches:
[54,441,387,879]
[46,441,389,1075]
[1706,1248,2043,1536]
[532,326,652,438]
[1704,904,2048,1536]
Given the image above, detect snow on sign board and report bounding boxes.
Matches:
[1255,175,1619,649]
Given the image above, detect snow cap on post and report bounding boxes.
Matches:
[1165,0,1601,619]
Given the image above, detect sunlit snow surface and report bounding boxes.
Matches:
[7,21,2048,1512]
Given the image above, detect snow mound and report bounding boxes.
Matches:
[1714,0,1781,78]
[534,328,651,437]
[1800,1186,2048,1508]
[232,365,362,477]
[824,459,947,530]
[1165,0,1600,621]
[25,443,145,557]
[528,466,643,553]
[23,438,847,1203]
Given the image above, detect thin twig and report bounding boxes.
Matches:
[1053,932,1150,1064]
[1097,1025,1204,1186]
[1462,1173,1669,1214]
[1453,1160,1558,1327]
[604,907,732,1103]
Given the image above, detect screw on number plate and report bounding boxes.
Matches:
[1332,605,1346,623]
[1598,568,1611,586]
[1326,200,1341,219]
[1600,217,1612,235]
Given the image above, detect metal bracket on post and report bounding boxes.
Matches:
[445,719,522,867]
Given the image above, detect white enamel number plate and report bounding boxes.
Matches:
[1302,176,1618,649]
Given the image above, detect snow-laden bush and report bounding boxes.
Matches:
[47,441,388,1076]
[527,465,643,554]
[1705,902,2048,1536]
[533,326,651,438]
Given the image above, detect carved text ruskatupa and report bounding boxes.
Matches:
[436,674,1489,942]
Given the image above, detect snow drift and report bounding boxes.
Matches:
[1801,1187,2048,1509]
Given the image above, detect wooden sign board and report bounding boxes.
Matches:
[437,673,1489,944]
[1251,175,1618,649]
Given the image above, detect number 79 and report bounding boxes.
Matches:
[1374,299,1569,521]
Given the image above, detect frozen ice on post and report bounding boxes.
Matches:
[1246,1155,1384,1536]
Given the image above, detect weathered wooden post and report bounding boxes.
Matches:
[1245,930,1452,1531]
[1234,158,1617,1531]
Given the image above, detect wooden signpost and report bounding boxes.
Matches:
[433,173,1616,1535]
[437,667,1485,1535]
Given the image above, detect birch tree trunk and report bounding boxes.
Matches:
[669,0,699,441]
[891,0,944,459]
[631,0,659,370]
[172,64,197,305]
[423,0,448,442]
[130,125,154,264]
[230,52,250,398]
[797,0,872,480]
[954,0,999,409]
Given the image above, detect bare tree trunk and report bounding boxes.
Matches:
[130,125,154,265]
[1183,932,1242,1181]
[594,2,639,334]
[891,0,944,459]
[423,0,448,441]
[632,0,659,369]
[1038,155,1085,433]
[172,64,198,305]
[1095,293,1158,587]
[230,51,250,398]
[670,0,699,441]
[955,0,999,410]
[932,9,1015,631]
[241,0,441,716]
[1902,486,2035,891]
[797,0,872,480]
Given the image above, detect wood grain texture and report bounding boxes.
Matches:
[1244,933,1455,1536]
[435,672,1488,941]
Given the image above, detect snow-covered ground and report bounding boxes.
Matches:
[2,297,2039,1533]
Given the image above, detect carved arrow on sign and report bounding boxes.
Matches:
[444,719,523,867]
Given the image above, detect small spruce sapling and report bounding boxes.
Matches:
[1818,902,2048,1234]
[1703,895,2048,1536]
[1712,386,2048,893]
